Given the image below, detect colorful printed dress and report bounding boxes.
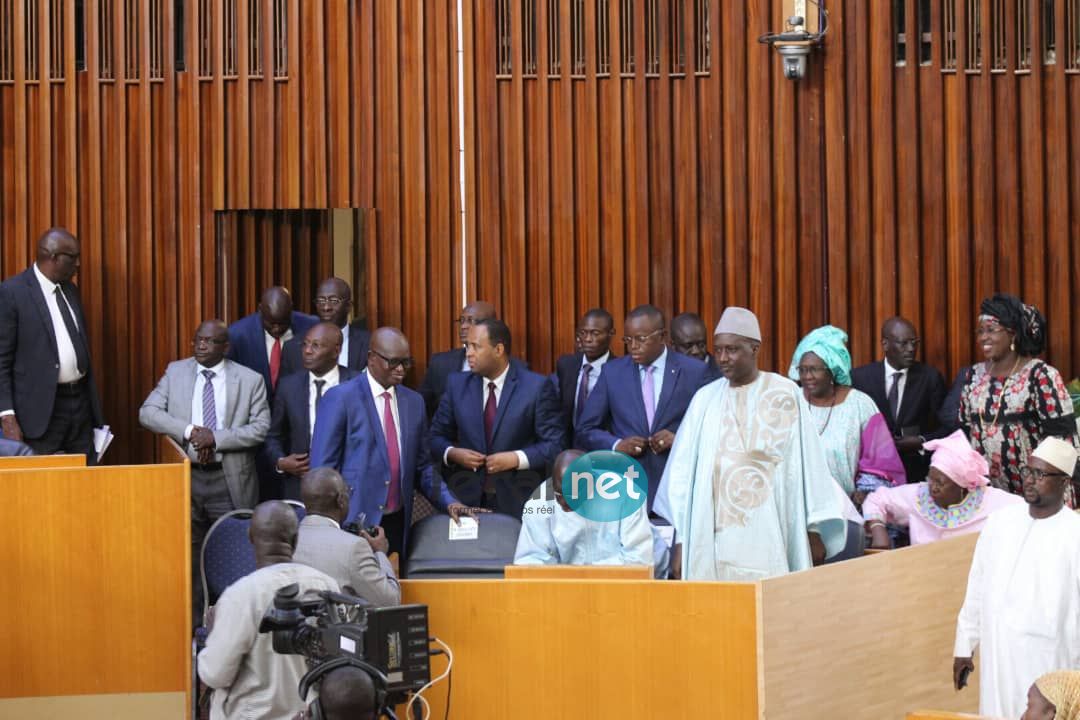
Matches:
[959,359,1079,495]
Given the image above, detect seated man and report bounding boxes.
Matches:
[198,501,339,720]
[514,449,666,577]
[293,467,401,607]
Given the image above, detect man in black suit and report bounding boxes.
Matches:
[670,312,721,382]
[851,316,947,484]
[554,308,616,435]
[281,277,370,376]
[418,300,496,418]
[265,322,359,500]
[0,228,104,461]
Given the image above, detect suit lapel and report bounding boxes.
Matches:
[359,372,391,463]
[467,373,487,450]
[626,360,649,431]
[298,376,312,438]
[653,361,681,430]
[897,364,922,424]
[397,390,413,471]
[490,366,518,443]
[175,359,197,424]
[24,270,60,359]
[224,362,241,427]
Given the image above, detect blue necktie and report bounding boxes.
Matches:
[202,370,217,430]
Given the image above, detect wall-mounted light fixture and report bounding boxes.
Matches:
[759,1,829,81]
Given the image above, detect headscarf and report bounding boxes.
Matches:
[1035,670,1080,720]
[787,325,852,386]
[979,293,1047,356]
[922,430,990,490]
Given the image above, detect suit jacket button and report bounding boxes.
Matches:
[55,364,60,369]
[384,481,390,486]
[378,504,385,510]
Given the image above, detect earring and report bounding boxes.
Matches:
[1010,341,1016,352]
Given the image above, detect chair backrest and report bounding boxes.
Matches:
[404,513,522,578]
[283,499,306,521]
[201,509,256,614]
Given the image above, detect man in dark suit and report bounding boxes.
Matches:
[0,228,104,461]
[264,322,359,501]
[430,319,566,517]
[670,311,721,383]
[281,277,370,376]
[554,308,616,435]
[310,327,479,558]
[576,305,709,510]
[851,316,948,484]
[226,286,318,397]
[418,300,496,418]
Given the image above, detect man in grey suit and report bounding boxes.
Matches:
[139,319,270,622]
[293,467,400,607]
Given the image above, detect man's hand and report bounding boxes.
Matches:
[895,435,923,453]
[277,453,310,476]
[197,446,215,464]
[360,526,390,555]
[485,451,520,474]
[953,656,975,691]
[1,415,23,442]
[808,531,826,566]
[648,429,676,454]
[670,543,683,579]
[869,524,891,550]
[447,502,491,526]
[615,436,649,457]
[447,447,486,471]
[190,426,216,451]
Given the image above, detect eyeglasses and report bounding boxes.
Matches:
[372,350,414,370]
[796,366,830,378]
[576,328,611,340]
[458,315,486,326]
[193,336,227,347]
[1019,466,1069,481]
[621,329,664,347]
[314,295,347,307]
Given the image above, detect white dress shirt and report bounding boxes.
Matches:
[309,366,342,438]
[33,263,84,384]
[366,370,401,456]
[460,348,470,372]
[884,358,907,414]
[339,324,350,367]
[186,359,227,462]
[574,350,611,415]
[443,363,529,469]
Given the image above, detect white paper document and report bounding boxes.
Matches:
[448,516,479,541]
[93,425,114,462]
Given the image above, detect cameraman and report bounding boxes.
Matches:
[293,468,401,606]
[294,665,378,720]
[199,501,340,719]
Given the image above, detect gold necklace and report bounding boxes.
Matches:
[985,356,1023,438]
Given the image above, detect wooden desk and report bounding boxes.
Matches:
[503,564,652,579]
[0,454,85,469]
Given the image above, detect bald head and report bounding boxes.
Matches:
[259,286,294,339]
[368,327,412,389]
[551,449,584,510]
[319,665,377,720]
[670,312,709,362]
[35,227,81,283]
[300,467,350,522]
[249,501,299,566]
[458,301,496,345]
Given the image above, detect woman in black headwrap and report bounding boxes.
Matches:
[959,293,1079,495]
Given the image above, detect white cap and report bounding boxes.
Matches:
[1031,437,1079,476]
[714,307,761,342]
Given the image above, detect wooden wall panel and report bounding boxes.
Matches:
[0,0,461,464]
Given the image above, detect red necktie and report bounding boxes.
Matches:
[382,391,402,511]
[269,338,282,390]
[484,381,497,450]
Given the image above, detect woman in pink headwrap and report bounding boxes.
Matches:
[862,429,1024,548]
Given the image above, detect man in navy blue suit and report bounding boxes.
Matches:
[554,308,617,437]
[576,305,708,510]
[429,319,566,517]
[281,277,370,376]
[226,286,318,397]
[310,327,478,558]
[264,323,359,501]
[670,312,721,383]
[417,300,496,418]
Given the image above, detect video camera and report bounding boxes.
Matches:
[259,584,432,718]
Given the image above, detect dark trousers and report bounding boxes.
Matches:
[191,466,236,626]
[25,383,96,465]
[380,508,406,560]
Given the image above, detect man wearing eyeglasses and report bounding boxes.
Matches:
[554,309,617,435]
[0,228,105,462]
[953,437,1080,719]
[281,277,371,376]
[264,323,360,501]
[417,300,497,418]
[575,304,709,511]
[311,327,478,558]
[851,316,947,484]
[139,319,271,623]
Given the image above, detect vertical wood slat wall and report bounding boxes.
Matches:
[2,0,1080,465]
[0,0,462,464]
[465,0,1080,379]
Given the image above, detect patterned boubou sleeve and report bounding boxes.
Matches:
[1029,361,1080,448]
